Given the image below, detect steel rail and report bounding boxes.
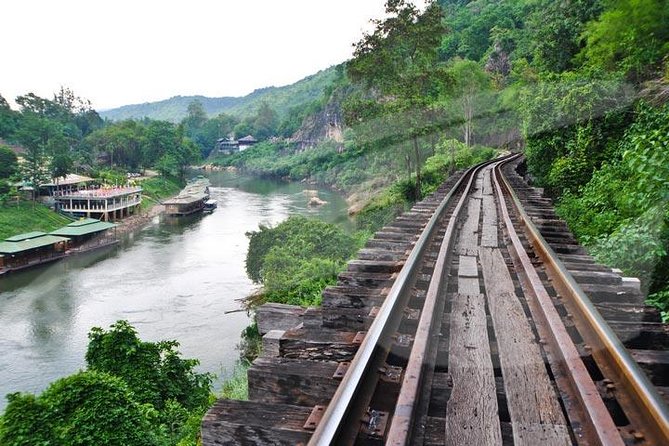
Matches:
[307,156,508,445]
[495,157,669,445]
[384,158,490,445]
[493,156,623,445]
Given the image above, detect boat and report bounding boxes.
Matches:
[203,199,217,213]
[163,179,210,216]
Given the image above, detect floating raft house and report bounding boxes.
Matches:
[163,178,211,216]
[0,232,70,271]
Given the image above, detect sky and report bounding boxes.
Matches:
[1,0,427,111]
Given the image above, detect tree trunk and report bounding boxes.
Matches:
[463,94,474,147]
[413,135,422,199]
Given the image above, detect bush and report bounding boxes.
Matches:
[245,215,359,307]
[0,372,160,446]
[86,320,212,411]
[246,215,358,284]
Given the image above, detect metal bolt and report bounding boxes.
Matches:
[632,431,645,442]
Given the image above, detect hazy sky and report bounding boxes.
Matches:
[2,0,425,111]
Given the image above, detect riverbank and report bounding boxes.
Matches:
[0,201,72,240]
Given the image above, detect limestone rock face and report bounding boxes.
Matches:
[291,90,346,151]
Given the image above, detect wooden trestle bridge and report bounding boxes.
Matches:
[202,154,669,445]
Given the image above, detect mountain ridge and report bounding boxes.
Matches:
[100,67,339,122]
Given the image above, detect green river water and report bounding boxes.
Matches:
[0,171,350,410]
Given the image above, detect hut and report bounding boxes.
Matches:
[238,135,258,151]
[51,218,117,249]
[0,232,70,272]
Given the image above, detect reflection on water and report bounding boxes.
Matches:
[0,171,350,409]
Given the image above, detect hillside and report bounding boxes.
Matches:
[100,66,339,122]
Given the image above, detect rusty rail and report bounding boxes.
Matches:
[307,157,506,445]
[494,157,669,445]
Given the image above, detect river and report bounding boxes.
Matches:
[0,171,350,410]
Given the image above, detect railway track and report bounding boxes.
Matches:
[202,154,669,445]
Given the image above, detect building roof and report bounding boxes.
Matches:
[57,186,142,199]
[5,231,47,242]
[50,218,117,237]
[42,174,95,187]
[238,135,257,143]
[163,179,209,206]
[0,232,70,254]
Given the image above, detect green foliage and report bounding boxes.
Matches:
[579,0,669,79]
[219,361,250,401]
[646,289,669,323]
[238,321,262,363]
[0,371,160,446]
[0,145,18,179]
[555,103,669,294]
[140,176,183,205]
[422,139,496,195]
[589,219,666,287]
[86,320,212,411]
[245,215,358,306]
[0,321,216,446]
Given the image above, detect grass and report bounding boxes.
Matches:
[219,361,250,401]
[0,201,72,240]
[138,176,183,211]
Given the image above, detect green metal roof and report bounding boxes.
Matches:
[5,231,47,242]
[51,219,117,237]
[0,233,70,254]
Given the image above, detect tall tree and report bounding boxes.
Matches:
[0,145,18,179]
[449,59,492,146]
[15,114,60,198]
[348,0,448,196]
[0,95,18,138]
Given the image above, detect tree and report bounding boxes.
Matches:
[0,145,18,179]
[0,94,18,138]
[448,59,492,146]
[519,0,602,74]
[15,114,58,199]
[347,0,449,196]
[183,100,208,131]
[253,102,279,140]
[579,0,669,79]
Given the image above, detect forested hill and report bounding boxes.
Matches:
[213,0,669,314]
[100,66,338,122]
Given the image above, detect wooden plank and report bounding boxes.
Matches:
[481,224,498,248]
[482,195,497,225]
[482,169,493,196]
[458,277,480,295]
[456,198,481,256]
[201,400,312,446]
[257,303,305,335]
[445,293,502,445]
[277,327,360,361]
[432,373,508,419]
[248,357,340,406]
[458,255,478,277]
[479,247,571,446]
[481,194,498,247]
